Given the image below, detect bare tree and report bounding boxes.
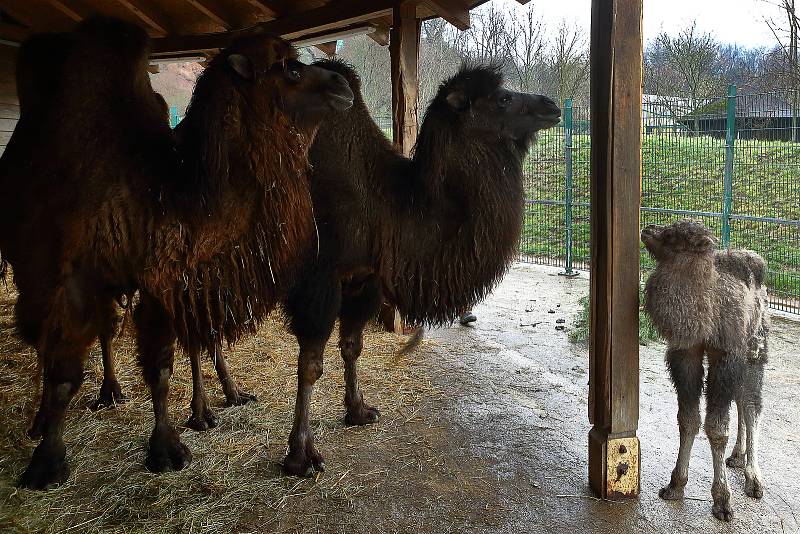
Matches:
[645,23,725,133]
[542,21,590,106]
[763,0,799,139]
[505,6,546,93]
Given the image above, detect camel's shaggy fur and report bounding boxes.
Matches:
[0,17,352,489]
[270,60,561,475]
[642,219,769,522]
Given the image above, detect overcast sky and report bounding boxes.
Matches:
[502,0,782,49]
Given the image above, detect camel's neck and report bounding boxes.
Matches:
[386,133,527,326]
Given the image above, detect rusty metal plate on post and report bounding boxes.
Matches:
[606,437,640,498]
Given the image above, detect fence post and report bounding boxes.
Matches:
[722,85,736,249]
[560,99,578,277]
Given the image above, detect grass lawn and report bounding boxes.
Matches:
[519,130,800,310]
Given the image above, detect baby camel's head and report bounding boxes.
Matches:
[641,219,717,262]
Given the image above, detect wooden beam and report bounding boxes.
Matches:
[0,22,30,43]
[43,0,85,22]
[314,41,337,56]
[0,3,71,31]
[184,0,232,29]
[293,24,374,47]
[423,0,469,31]
[113,0,172,37]
[369,24,390,46]
[587,0,643,500]
[241,0,279,18]
[151,0,394,54]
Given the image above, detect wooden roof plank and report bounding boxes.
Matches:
[113,0,172,36]
[151,0,395,54]
[184,0,231,29]
[422,0,470,30]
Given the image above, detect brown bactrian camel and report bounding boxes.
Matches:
[0,16,353,489]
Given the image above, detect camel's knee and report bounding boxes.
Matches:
[678,408,701,436]
[704,416,730,445]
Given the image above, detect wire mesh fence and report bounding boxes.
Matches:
[521,87,800,314]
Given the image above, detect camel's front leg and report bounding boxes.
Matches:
[284,339,326,476]
[660,346,704,501]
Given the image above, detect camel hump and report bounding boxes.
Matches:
[16,33,74,115]
[715,249,767,287]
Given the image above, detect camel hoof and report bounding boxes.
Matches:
[283,443,325,477]
[146,427,192,473]
[745,476,764,499]
[17,445,69,490]
[658,484,684,501]
[225,388,257,407]
[186,410,218,431]
[344,403,381,426]
[90,380,127,411]
[726,453,746,468]
[712,499,734,522]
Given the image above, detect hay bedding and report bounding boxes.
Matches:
[0,274,445,533]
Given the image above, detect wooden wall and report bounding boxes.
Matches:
[0,45,18,156]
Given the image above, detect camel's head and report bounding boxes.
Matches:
[223,34,353,131]
[430,65,561,148]
[641,219,717,262]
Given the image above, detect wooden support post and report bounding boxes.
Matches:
[587,0,643,499]
[390,1,420,156]
[381,1,421,334]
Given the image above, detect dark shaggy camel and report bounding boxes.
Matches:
[642,219,769,522]
[275,60,560,475]
[0,17,353,489]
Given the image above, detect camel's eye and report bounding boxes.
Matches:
[286,63,302,81]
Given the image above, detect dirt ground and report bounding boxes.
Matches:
[0,263,798,533]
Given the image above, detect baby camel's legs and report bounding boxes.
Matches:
[705,348,739,522]
[660,345,704,500]
[726,398,747,468]
[742,357,766,499]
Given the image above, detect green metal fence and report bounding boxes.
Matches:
[520,86,800,314]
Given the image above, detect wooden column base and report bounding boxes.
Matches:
[588,427,640,499]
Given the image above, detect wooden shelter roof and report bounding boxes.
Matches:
[0,0,528,58]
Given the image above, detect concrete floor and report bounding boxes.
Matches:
[1,263,798,533]
[419,263,800,534]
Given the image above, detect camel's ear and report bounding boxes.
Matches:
[446,90,469,110]
[228,53,254,80]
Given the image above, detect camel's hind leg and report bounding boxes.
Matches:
[705,348,740,522]
[210,341,257,406]
[91,299,126,410]
[340,274,382,426]
[135,294,191,473]
[742,356,766,499]
[186,347,217,431]
[726,397,747,468]
[660,345,704,501]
